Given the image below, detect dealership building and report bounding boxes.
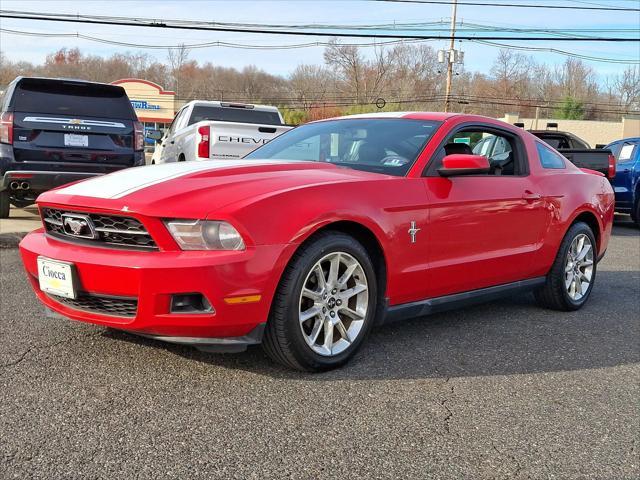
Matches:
[111,78,177,136]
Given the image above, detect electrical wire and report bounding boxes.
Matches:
[3,26,637,64]
[0,10,638,41]
[371,0,640,12]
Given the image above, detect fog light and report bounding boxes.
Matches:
[170,293,214,314]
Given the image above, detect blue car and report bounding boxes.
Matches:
[606,138,640,226]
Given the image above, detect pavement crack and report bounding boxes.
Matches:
[439,379,456,436]
[492,441,524,479]
[0,331,102,371]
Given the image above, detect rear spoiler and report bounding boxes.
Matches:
[579,168,605,177]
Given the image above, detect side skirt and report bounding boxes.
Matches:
[382,277,546,324]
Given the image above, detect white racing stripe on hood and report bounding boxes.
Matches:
[54,160,292,199]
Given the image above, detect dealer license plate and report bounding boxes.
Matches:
[64,133,89,148]
[37,257,77,299]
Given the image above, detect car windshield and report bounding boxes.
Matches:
[245,118,441,176]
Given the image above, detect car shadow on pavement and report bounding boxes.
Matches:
[612,216,639,236]
[102,269,640,381]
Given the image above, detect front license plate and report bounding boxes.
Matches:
[64,133,89,147]
[37,257,77,299]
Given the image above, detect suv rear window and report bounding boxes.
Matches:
[12,79,136,120]
[188,105,282,126]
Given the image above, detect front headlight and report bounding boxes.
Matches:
[165,219,245,251]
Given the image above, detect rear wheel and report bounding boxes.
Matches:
[632,199,639,227]
[263,232,377,371]
[0,190,9,218]
[535,222,597,311]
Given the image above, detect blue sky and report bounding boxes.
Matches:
[1,0,638,80]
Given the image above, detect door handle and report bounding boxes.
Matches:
[522,191,542,201]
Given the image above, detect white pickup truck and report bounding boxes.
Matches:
[149,101,292,164]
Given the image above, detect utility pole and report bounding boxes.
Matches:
[444,0,458,113]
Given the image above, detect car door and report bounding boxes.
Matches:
[160,107,186,163]
[422,124,551,298]
[611,141,638,211]
[172,107,195,161]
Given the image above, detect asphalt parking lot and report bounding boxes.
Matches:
[0,218,638,479]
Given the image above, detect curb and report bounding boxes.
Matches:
[0,232,27,249]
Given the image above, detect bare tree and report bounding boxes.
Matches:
[167,44,191,94]
[324,40,365,103]
[615,65,640,110]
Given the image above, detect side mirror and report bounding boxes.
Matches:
[146,129,163,141]
[438,154,490,177]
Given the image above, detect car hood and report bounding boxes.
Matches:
[39,159,388,218]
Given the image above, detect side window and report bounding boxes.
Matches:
[167,110,181,135]
[434,127,519,176]
[175,108,190,131]
[536,143,566,169]
[617,143,637,164]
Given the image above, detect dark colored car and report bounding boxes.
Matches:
[529,129,615,179]
[606,137,640,225]
[0,77,145,217]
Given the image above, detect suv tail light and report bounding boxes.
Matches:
[607,153,616,179]
[197,125,210,159]
[134,121,144,151]
[0,112,13,144]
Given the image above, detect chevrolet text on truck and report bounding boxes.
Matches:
[150,100,291,164]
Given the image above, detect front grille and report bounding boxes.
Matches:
[42,208,157,250]
[47,292,138,318]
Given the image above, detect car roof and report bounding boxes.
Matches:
[185,100,280,113]
[319,111,458,122]
[12,76,120,88]
[608,137,640,144]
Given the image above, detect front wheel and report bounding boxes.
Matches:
[535,222,597,311]
[263,232,378,371]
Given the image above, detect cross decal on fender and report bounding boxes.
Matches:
[408,221,421,244]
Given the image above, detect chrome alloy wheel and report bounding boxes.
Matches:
[565,233,594,301]
[298,252,369,356]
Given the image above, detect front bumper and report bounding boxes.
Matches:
[20,230,290,344]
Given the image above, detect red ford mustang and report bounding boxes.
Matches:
[20,113,615,371]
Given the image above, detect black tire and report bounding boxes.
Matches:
[0,190,9,218]
[178,154,185,162]
[632,199,639,227]
[534,221,597,311]
[262,231,378,372]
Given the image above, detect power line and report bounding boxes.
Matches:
[3,26,638,65]
[1,11,638,41]
[372,0,640,12]
[468,39,640,64]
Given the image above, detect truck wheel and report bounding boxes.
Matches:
[0,191,9,218]
[262,232,377,371]
[535,222,597,311]
[632,199,639,227]
[178,154,185,162]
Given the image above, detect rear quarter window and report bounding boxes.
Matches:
[536,143,566,169]
[12,79,136,120]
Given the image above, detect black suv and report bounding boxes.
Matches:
[0,77,145,217]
